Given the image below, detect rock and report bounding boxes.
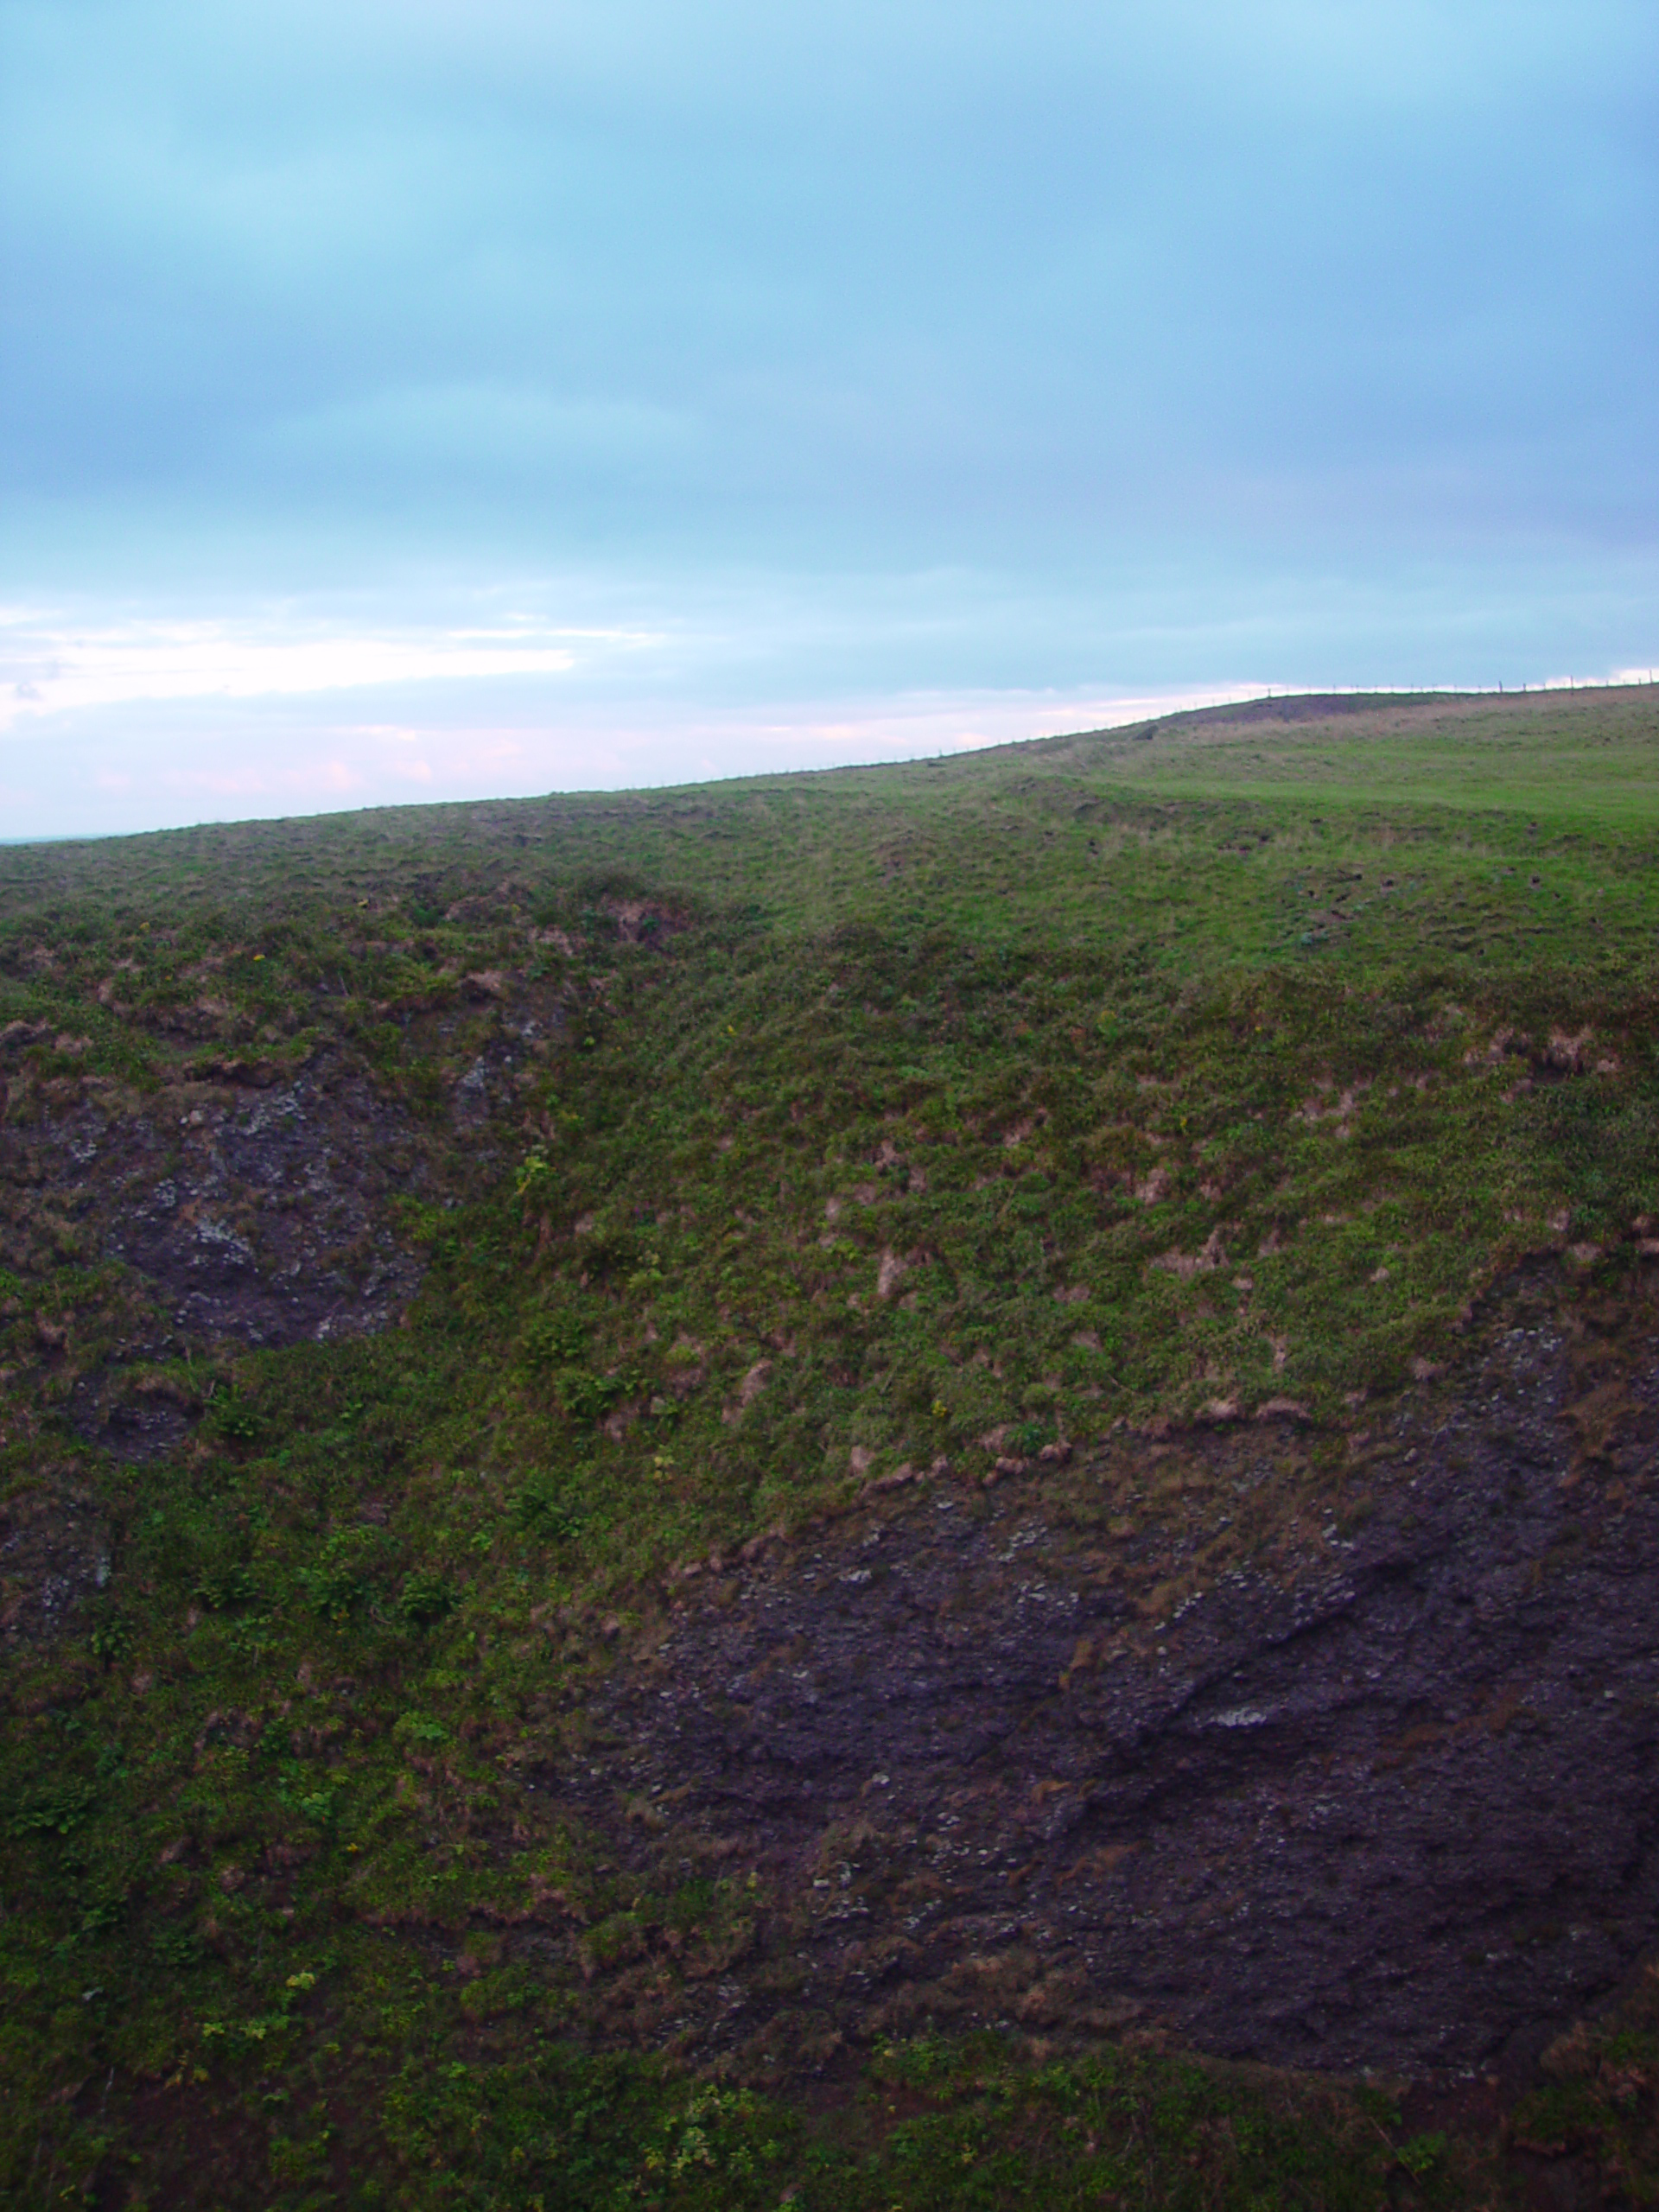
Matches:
[1152,1229,1226,1281]
[738,1361,773,1407]
[1255,1396,1311,1423]
[740,1526,787,1565]
[866,1463,918,1494]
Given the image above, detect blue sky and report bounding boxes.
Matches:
[3,0,1656,834]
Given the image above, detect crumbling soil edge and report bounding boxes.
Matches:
[524,1267,1659,2082]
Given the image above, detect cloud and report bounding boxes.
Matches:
[0,607,658,731]
[7,0,1656,569]
[1,0,1656,835]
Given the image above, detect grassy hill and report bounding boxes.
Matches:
[3,683,1658,2207]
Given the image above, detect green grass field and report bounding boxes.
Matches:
[3,682,1659,2207]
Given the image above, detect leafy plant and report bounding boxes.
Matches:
[194,1562,260,1612]
[88,1613,133,1669]
[397,1570,459,1627]
[553,1366,634,1425]
[207,1395,262,1446]
[516,1472,580,1539]
[300,1529,381,1619]
[12,1782,98,1839]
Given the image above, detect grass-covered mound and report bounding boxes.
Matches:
[3,683,1658,2206]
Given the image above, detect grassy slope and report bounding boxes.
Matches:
[2,684,1658,2207]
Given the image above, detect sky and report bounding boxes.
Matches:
[2,0,1656,837]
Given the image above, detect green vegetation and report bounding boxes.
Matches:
[3,683,1659,2204]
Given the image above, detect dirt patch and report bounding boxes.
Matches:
[600,895,687,946]
[68,1380,197,1463]
[0,1476,111,1648]
[533,1295,1659,2078]
[1176,691,1445,727]
[3,1056,428,1348]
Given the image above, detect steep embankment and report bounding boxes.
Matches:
[3,684,1659,2206]
[547,1271,1659,2079]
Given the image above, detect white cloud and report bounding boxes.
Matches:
[0,608,653,731]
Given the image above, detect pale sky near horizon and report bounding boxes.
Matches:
[3,0,1656,838]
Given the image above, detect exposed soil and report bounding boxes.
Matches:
[0,1001,567,1470]
[29,1058,429,1347]
[1174,691,1459,728]
[0,964,575,1401]
[0,1468,111,1649]
[534,1274,1659,2080]
[68,1376,198,1464]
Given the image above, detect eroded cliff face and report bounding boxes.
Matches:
[527,1271,1659,2079]
[0,972,567,1461]
[5,941,1658,2089]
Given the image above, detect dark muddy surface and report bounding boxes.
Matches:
[0,1473,111,1648]
[3,1052,441,1459]
[539,1299,1659,2076]
[1,1001,561,1382]
[69,1061,427,1346]
[1169,690,1469,728]
[0,982,560,1478]
[67,1379,197,1463]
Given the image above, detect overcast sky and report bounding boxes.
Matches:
[3,0,1656,836]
